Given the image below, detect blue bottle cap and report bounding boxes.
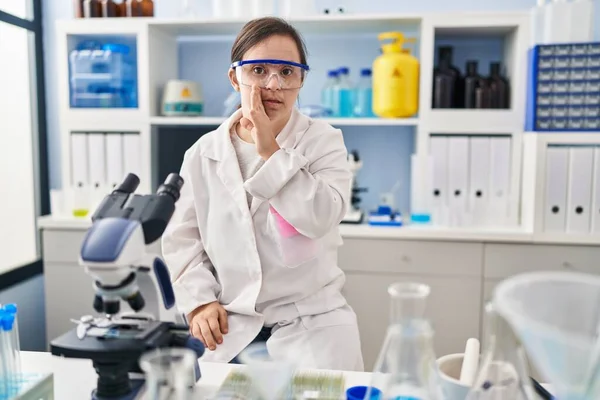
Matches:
[2,313,15,331]
[338,67,350,75]
[346,386,382,400]
[102,43,130,54]
[4,303,17,314]
[360,68,372,76]
[328,70,339,77]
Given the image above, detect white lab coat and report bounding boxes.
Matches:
[162,108,364,371]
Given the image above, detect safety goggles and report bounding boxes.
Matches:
[231,59,310,90]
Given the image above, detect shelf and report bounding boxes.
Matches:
[424,110,520,134]
[148,14,422,37]
[149,116,419,127]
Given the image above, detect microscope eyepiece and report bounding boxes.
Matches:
[157,173,184,202]
[114,173,140,194]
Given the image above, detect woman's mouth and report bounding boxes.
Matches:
[263,99,283,108]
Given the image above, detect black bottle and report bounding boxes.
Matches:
[464,61,483,109]
[432,46,463,108]
[475,84,492,109]
[488,62,510,109]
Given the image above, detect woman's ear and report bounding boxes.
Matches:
[228,68,240,92]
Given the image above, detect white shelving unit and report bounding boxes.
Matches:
[52,11,600,241]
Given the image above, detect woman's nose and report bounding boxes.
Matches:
[264,74,282,90]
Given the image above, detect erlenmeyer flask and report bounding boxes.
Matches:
[139,347,197,399]
[368,282,441,400]
[466,303,536,400]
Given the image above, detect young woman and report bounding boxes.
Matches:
[162,17,364,371]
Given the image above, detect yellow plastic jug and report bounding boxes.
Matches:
[373,32,420,118]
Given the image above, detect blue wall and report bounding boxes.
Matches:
[43,0,600,210]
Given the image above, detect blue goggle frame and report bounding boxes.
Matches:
[230,59,310,71]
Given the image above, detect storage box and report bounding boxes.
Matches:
[525,42,600,132]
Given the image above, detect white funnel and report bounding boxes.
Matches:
[494,271,600,400]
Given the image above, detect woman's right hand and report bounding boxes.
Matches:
[187,301,229,351]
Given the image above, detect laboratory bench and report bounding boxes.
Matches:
[37,215,600,370]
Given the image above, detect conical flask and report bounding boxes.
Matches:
[466,303,536,400]
[367,282,441,400]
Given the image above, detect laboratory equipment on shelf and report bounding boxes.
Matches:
[334,67,354,117]
[410,153,433,224]
[353,68,375,117]
[432,46,463,108]
[373,32,419,118]
[76,0,154,17]
[69,42,138,108]
[321,69,339,116]
[49,173,205,400]
[162,80,203,116]
[466,303,536,400]
[0,305,21,398]
[488,62,510,109]
[368,282,442,399]
[493,271,600,400]
[464,61,484,109]
[341,150,367,224]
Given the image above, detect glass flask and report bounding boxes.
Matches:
[367,282,441,400]
[139,347,197,400]
[466,303,536,400]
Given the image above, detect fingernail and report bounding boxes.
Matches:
[218,339,222,344]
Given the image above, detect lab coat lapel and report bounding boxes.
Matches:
[211,110,253,219]
[249,108,311,216]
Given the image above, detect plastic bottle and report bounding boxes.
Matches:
[372,32,419,118]
[488,62,510,109]
[321,70,339,116]
[368,282,442,400]
[353,68,375,117]
[334,67,354,118]
[464,61,483,109]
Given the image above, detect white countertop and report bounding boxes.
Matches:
[37,214,600,245]
[20,350,372,399]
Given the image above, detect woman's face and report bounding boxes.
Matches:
[229,35,302,125]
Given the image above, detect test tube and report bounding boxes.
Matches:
[0,310,12,397]
[4,304,21,387]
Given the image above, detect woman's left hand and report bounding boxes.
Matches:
[240,85,281,160]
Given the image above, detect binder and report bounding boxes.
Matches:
[70,132,90,216]
[105,134,124,190]
[87,133,107,191]
[468,137,491,227]
[592,147,600,234]
[122,133,142,185]
[566,146,594,233]
[489,137,512,227]
[448,136,469,227]
[430,136,449,226]
[544,146,569,232]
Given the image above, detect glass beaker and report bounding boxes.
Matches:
[139,347,197,400]
[368,282,441,400]
[466,303,536,400]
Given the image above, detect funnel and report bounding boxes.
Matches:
[237,342,295,400]
[493,271,600,400]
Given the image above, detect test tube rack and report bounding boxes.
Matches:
[0,372,53,400]
[525,41,600,132]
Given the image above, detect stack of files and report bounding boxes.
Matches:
[429,135,514,228]
[544,145,600,235]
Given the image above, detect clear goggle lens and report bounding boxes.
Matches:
[232,60,309,90]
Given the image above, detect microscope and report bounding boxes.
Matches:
[50,173,205,400]
[341,150,367,224]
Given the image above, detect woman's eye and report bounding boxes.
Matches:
[281,68,293,76]
[252,66,265,74]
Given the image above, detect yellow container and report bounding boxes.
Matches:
[372,32,420,118]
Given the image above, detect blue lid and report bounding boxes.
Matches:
[360,68,372,76]
[328,70,339,77]
[338,67,350,75]
[346,386,382,400]
[102,43,129,54]
[2,313,15,331]
[4,303,17,314]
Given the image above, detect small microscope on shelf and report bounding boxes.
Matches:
[50,173,205,400]
[342,150,367,224]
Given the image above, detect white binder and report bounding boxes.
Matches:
[566,146,594,234]
[105,134,124,190]
[122,134,142,184]
[544,146,569,232]
[70,133,89,188]
[489,137,512,227]
[448,136,469,227]
[87,133,107,191]
[468,137,491,227]
[430,136,449,226]
[592,147,600,234]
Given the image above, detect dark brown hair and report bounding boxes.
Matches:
[231,17,308,65]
